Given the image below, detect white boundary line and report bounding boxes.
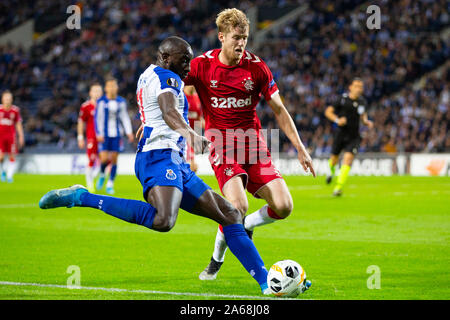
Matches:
[0,204,37,208]
[0,281,304,300]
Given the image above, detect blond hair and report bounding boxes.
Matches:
[216,8,250,33]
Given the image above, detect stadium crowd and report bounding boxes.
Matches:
[0,0,448,154]
[257,0,449,154]
[0,0,74,33]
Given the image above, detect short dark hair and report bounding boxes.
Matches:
[90,82,102,88]
[2,90,12,96]
[104,76,117,84]
[352,77,363,83]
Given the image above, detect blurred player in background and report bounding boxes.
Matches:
[77,83,103,192]
[184,85,204,172]
[0,90,24,183]
[184,8,315,281]
[95,77,134,194]
[324,78,374,196]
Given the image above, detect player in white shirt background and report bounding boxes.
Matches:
[95,77,134,194]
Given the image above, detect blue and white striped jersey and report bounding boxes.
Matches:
[136,64,189,155]
[95,95,132,138]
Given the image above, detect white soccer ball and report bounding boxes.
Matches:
[267,260,307,297]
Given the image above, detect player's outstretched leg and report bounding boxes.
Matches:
[190,189,270,294]
[38,185,188,232]
[39,185,157,229]
[201,178,293,282]
[39,185,88,209]
[39,184,186,232]
[244,179,294,233]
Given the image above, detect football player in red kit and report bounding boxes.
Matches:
[77,83,103,192]
[0,90,24,183]
[183,8,316,280]
[184,85,204,172]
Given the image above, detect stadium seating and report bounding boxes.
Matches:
[0,0,448,153]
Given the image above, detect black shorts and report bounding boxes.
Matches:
[331,133,361,156]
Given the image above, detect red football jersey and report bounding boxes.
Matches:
[186,91,202,128]
[0,104,21,137]
[184,49,279,131]
[184,49,279,153]
[78,100,97,140]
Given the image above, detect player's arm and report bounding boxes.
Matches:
[94,103,105,143]
[361,112,374,129]
[77,117,85,149]
[118,102,134,143]
[325,105,347,126]
[267,93,316,177]
[15,120,24,149]
[158,92,209,154]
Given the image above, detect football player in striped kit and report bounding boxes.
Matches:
[95,77,134,194]
[39,37,273,295]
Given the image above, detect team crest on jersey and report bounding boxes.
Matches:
[210,80,218,88]
[165,169,177,180]
[275,168,282,177]
[167,78,179,88]
[224,167,234,176]
[242,77,254,91]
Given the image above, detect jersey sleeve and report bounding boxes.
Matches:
[258,58,279,101]
[330,95,342,114]
[359,98,368,114]
[154,68,182,98]
[78,105,88,121]
[94,100,105,136]
[118,100,133,136]
[14,108,22,123]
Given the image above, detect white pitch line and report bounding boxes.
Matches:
[0,204,37,209]
[0,281,303,300]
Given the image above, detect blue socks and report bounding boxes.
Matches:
[78,194,268,289]
[109,164,117,181]
[100,162,108,174]
[79,192,156,229]
[222,224,268,287]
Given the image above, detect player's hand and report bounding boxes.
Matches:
[96,135,104,143]
[297,147,316,177]
[189,132,210,154]
[18,136,25,149]
[366,120,374,129]
[78,139,85,149]
[337,117,347,126]
[136,124,144,140]
[127,133,134,143]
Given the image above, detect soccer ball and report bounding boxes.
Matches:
[267,260,307,297]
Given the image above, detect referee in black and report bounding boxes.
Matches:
[324,78,374,196]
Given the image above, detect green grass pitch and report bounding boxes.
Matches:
[0,174,449,300]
